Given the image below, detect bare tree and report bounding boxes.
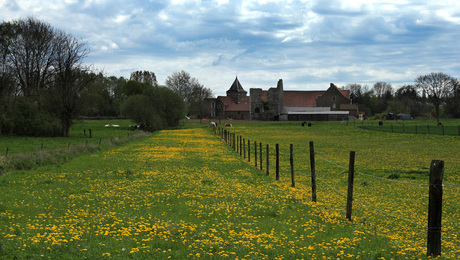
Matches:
[49,31,98,137]
[415,72,456,124]
[165,70,212,115]
[130,70,157,86]
[373,82,393,98]
[9,17,56,110]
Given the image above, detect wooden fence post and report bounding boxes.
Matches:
[243,138,246,159]
[248,140,251,162]
[276,144,280,181]
[310,141,317,202]
[427,160,444,257]
[266,144,269,175]
[346,151,356,221]
[240,136,242,156]
[89,128,92,138]
[5,147,8,158]
[415,125,418,134]
[255,141,258,168]
[290,144,295,187]
[427,125,430,134]
[84,129,86,136]
[442,125,445,135]
[260,142,263,170]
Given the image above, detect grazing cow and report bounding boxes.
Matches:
[210,122,217,127]
[225,123,232,127]
[111,124,120,127]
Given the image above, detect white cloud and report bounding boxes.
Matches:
[1,0,459,96]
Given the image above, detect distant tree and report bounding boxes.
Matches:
[165,70,212,116]
[130,70,157,86]
[122,86,186,131]
[344,83,375,116]
[373,82,393,98]
[373,82,393,113]
[444,80,460,118]
[415,72,457,123]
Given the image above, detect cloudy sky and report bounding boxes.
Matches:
[1,0,459,96]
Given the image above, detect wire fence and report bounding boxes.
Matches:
[211,125,460,257]
[344,120,460,136]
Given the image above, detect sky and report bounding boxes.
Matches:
[1,0,459,96]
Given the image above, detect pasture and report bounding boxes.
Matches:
[0,120,459,259]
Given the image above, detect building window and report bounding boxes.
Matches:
[332,103,336,109]
[217,105,221,109]
[211,111,215,117]
[211,102,215,108]
[332,96,336,101]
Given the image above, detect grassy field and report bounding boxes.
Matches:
[0,119,138,156]
[0,120,459,259]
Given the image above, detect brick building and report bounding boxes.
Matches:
[203,78,358,121]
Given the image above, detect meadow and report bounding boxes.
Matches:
[0,119,459,259]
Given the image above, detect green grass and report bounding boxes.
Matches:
[0,119,137,156]
[0,120,459,259]
[0,119,149,172]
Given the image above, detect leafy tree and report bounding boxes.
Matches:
[121,86,186,131]
[415,72,457,124]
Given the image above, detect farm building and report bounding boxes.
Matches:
[203,77,358,121]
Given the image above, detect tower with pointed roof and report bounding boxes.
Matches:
[226,77,247,104]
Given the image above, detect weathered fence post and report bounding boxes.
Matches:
[89,128,92,138]
[290,144,295,187]
[266,144,269,175]
[458,125,460,136]
[427,160,444,257]
[5,147,8,158]
[415,125,418,134]
[240,136,242,156]
[276,144,280,181]
[442,125,445,136]
[427,125,430,134]
[391,124,393,133]
[255,141,258,168]
[84,129,86,137]
[310,141,317,202]
[260,142,263,170]
[346,151,356,221]
[248,140,251,162]
[243,138,246,159]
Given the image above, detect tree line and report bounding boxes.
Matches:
[342,73,459,124]
[0,17,212,136]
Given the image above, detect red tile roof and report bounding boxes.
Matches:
[283,91,325,107]
[219,96,250,111]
